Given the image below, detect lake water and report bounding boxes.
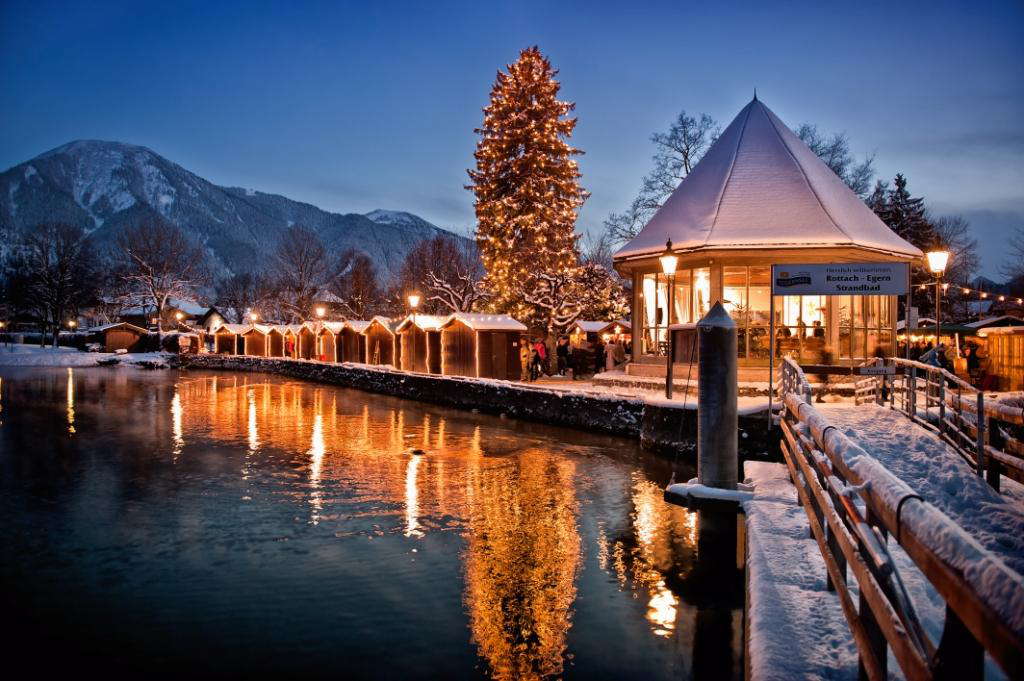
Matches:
[0,367,742,679]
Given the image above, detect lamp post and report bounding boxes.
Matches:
[249,311,259,326]
[660,239,679,399]
[315,306,326,320]
[407,293,421,325]
[926,250,950,347]
[67,320,77,330]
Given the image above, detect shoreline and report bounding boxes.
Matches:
[174,354,777,457]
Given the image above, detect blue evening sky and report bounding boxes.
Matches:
[1,0,1021,277]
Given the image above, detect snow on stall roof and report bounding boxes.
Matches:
[241,324,273,335]
[214,323,250,335]
[442,312,528,332]
[319,321,346,334]
[361,316,396,334]
[345,320,371,333]
[571,320,620,334]
[85,322,148,334]
[395,314,448,332]
[614,98,922,261]
[965,315,1024,329]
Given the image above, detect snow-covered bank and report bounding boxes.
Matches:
[0,345,172,368]
[742,461,857,681]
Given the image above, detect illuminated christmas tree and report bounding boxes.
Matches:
[467,46,588,321]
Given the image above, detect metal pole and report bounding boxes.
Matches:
[768,291,775,425]
[697,302,738,490]
[666,273,675,400]
[935,277,941,350]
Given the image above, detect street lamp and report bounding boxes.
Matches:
[408,293,420,324]
[67,320,77,329]
[249,311,259,325]
[926,249,950,348]
[175,311,184,321]
[315,306,326,319]
[659,239,678,399]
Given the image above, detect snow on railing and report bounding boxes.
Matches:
[778,391,1024,680]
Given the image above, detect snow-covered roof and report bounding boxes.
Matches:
[241,324,273,335]
[121,297,209,317]
[214,323,250,335]
[395,314,448,332]
[319,321,346,334]
[315,290,346,304]
[280,324,303,335]
[345,320,371,334]
[362,316,397,334]
[442,312,528,332]
[571,320,623,334]
[964,315,1024,329]
[978,325,1024,337]
[87,322,148,334]
[896,317,936,330]
[614,98,923,262]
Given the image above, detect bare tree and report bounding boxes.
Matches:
[392,234,487,314]
[795,124,875,197]
[9,223,99,345]
[330,248,381,319]
[522,263,629,337]
[604,110,720,245]
[117,220,208,333]
[273,224,331,322]
[215,271,277,323]
[931,215,979,282]
[1002,226,1024,283]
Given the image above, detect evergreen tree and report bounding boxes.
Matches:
[467,46,587,320]
[876,173,936,248]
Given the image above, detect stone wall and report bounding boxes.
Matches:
[178,354,775,458]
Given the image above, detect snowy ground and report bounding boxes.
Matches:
[742,461,858,681]
[0,345,171,368]
[817,404,1024,576]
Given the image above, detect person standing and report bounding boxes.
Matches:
[519,336,531,381]
[556,336,570,376]
[593,338,606,375]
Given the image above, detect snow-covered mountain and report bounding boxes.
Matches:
[0,140,468,281]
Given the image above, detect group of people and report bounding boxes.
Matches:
[520,334,628,382]
[900,339,992,387]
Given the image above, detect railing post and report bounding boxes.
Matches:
[909,367,917,421]
[938,379,946,438]
[933,605,984,681]
[976,392,985,478]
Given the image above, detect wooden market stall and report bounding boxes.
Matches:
[439,313,527,380]
[297,323,317,360]
[282,325,301,359]
[88,322,148,353]
[266,326,285,357]
[978,327,1024,391]
[363,317,399,367]
[568,319,630,347]
[317,322,345,362]
[396,314,446,374]
[612,97,922,378]
[341,321,369,363]
[241,325,270,357]
[214,324,247,354]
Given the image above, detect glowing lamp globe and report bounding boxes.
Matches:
[926,250,950,275]
[408,294,421,310]
[175,311,184,321]
[659,239,678,276]
[315,306,326,318]
[249,312,259,322]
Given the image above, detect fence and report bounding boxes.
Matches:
[778,390,1023,680]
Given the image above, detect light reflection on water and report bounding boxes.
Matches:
[0,368,741,680]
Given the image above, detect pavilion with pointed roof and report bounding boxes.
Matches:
[613,97,922,370]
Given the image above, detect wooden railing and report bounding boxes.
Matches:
[778,391,1024,680]
[875,358,1024,490]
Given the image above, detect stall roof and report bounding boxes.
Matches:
[571,320,627,334]
[395,314,448,332]
[214,323,250,335]
[964,315,1024,329]
[87,322,148,334]
[345,320,372,334]
[241,324,273,335]
[319,321,346,334]
[442,313,528,332]
[614,97,922,262]
[360,316,396,335]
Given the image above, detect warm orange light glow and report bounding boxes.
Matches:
[67,320,77,329]
[659,239,678,276]
[175,311,184,321]
[926,250,950,275]
[249,312,259,322]
[407,294,421,310]
[315,306,326,318]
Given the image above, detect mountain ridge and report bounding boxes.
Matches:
[0,139,468,282]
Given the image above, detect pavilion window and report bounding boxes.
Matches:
[640,270,692,355]
[837,295,894,359]
[776,295,827,362]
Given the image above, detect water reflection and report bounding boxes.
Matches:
[0,369,739,680]
[66,367,75,434]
